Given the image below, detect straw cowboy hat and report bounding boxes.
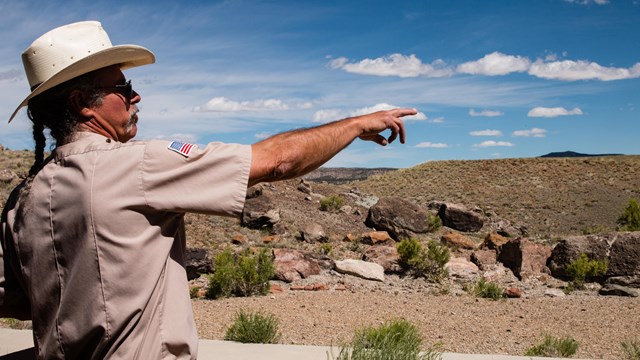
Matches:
[8,21,155,122]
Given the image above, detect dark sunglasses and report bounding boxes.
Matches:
[99,80,133,103]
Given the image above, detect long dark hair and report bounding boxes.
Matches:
[26,70,105,175]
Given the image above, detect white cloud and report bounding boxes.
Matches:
[473,140,514,148]
[313,103,427,123]
[254,132,272,140]
[528,106,583,117]
[469,109,504,117]
[416,142,449,148]
[512,128,547,137]
[429,117,445,123]
[194,97,289,112]
[564,0,609,5]
[329,54,453,78]
[470,129,503,137]
[457,52,531,76]
[529,59,640,81]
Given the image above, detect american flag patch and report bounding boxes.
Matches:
[168,141,195,157]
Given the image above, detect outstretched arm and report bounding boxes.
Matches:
[249,108,416,187]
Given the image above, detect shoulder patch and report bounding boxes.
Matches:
[168,141,196,157]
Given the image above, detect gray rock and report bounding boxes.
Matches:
[365,197,436,240]
[241,195,280,229]
[599,284,639,297]
[437,203,484,232]
[335,259,385,282]
[497,238,551,280]
[544,288,566,297]
[605,275,640,288]
[185,248,213,280]
[445,257,479,281]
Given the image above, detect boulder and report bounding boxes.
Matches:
[438,203,484,232]
[297,179,312,194]
[482,232,509,250]
[241,195,280,229]
[272,249,322,283]
[441,231,476,250]
[544,288,566,298]
[365,197,435,240]
[362,246,401,273]
[548,232,640,281]
[444,257,479,281]
[497,238,551,280]
[335,259,385,282]
[361,231,394,245]
[300,223,328,243]
[185,248,213,280]
[605,275,640,288]
[471,249,498,270]
[599,284,639,297]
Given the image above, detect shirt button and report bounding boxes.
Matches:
[106,138,112,143]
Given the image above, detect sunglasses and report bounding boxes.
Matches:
[99,80,134,103]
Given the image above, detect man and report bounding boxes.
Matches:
[0,21,416,359]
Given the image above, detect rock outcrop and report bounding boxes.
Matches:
[365,197,435,240]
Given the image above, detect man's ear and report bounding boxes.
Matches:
[69,89,94,119]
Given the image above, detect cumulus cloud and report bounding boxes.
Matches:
[470,129,503,137]
[512,128,547,137]
[469,109,504,117]
[457,52,531,76]
[194,97,289,112]
[528,107,583,117]
[313,103,427,123]
[329,54,453,78]
[529,59,640,81]
[473,141,514,148]
[564,0,609,5]
[416,142,449,148]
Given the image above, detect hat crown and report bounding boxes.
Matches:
[22,21,112,89]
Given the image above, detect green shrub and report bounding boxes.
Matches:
[206,247,275,299]
[320,195,346,212]
[427,213,442,232]
[397,239,450,282]
[467,278,504,300]
[189,286,201,299]
[525,334,579,357]
[618,198,640,231]
[224,309,281,344]
[565,253,608,290]
[331,318,443,360]
[622,340,640,360]
[582,224,609,235]
[319,243,333,256]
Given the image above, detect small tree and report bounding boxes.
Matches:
[618,198,640,231]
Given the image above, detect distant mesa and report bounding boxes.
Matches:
[540,151,623,158]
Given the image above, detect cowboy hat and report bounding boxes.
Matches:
[8,21,155,122]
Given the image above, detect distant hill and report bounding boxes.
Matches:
[540,151,623,158]
[303,167,396,184]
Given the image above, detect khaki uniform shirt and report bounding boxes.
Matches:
[1,132,251,359]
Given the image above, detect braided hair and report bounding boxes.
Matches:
[26,70,104,175]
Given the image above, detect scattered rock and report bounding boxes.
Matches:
[445,257,479,281]
[185,248,213,280]
[605,275,640,288]
[361,231,394,245]
[482,232,509,250]
[272,249,322,283]
[231,234,248,245]
[0,170,17,184]
[544,288,566,297]
[441,231,476,250]
[343,233,357,242]
[297,179,312,194]
[599,284,639,297]
[362,246,401,273]
[365,197,435,240]
[504,287,524,298]
[497,238,551,280]
[438,203,484,232]
[241,195,280,229]
[471,249,498,270]
[335,259,385,282]
[300,223,328,243]
[262,235,280,244]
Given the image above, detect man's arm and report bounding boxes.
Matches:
[249,108,416,187]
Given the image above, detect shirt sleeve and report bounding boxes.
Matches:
[140,140,251,217]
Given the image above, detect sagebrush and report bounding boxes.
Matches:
[466,278,504,300]
[565,253,607,290]
[525,334,579,357]
[320,194,345,212]
[330,318,442,360]
[397,238,450,282]
[206,247,275,299]
[224,309,281,344]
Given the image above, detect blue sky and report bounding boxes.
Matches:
[1,0,639,168]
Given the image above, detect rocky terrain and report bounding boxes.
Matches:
[2,147,639,359]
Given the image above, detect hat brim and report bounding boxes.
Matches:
[8,44,155,122]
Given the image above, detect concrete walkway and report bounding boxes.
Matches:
[0,329,589,359]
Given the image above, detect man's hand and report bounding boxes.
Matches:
[355,108,416,146]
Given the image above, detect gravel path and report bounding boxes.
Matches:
[193,291,639,359]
